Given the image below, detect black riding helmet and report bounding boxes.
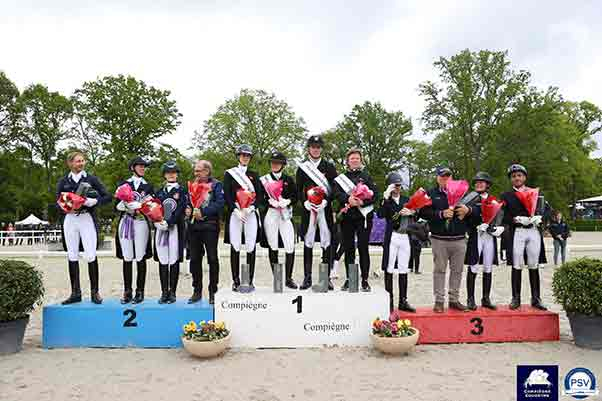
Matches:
[507,164,527,178]
[161,160,180,175]
[386,172,403,186]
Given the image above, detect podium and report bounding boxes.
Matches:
[395,306,560,344]
[43,299,214,348]
[215,287,389,348]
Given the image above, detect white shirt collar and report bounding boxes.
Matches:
[480,192,489,199]
[392,194,400,205]
[165,182,179,191]
[310,158,321,166]
[69,170,87,183]
[238,164,248,173]
[128,175,146,190]
[513,186,526,192]
[272,171,282,180]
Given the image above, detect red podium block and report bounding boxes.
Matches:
[395,306,559,344]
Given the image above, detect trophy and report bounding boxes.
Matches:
[272,263,283,293]
[348,264,359,293]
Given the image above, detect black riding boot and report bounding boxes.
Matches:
[481,272,496,310]
[230,247,240,291]
[88,259,102,304]
[168,262,179,303]
[322,245,334,290]
[285,252,298,289]
[268,249,279,272]
[121,261,133,304]
[384,272,394,312]
[398,273,416,312]
[158,264,169,304]
[132,260,146,304]
[466,270,477,311]
[300,246,313,290]
[509,268,522,310]
[62,260,82,305]
[529,269,547,310]
[247,250,256,290]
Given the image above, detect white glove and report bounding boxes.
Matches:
[83,198,98,207]
[491,226,505,237]
[383,184,396,200]
[304,200,312,211]
[314,199,327,211]
[233,208,246,223]
[278,198,291,208]
[116,201,127,212]
[400,207,415,216]
[531,215,543,226]
[268,198,280,208]
[126,201,142,210]
[246,205,256,213]
[477,223,489,232]
[154,221,168,231]
[514,216,531,226]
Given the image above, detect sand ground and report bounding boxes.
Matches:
[1,232,601,401]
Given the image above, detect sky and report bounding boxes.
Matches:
[2,0,602,155]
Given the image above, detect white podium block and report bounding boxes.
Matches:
[214,287,389,348]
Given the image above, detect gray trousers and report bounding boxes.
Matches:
[553,238,567,265]
[431,238,466,304]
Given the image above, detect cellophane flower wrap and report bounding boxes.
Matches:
[481,196,504,224]
[188,181,212,209]
[404,188,432,210]
[57,192,86,213]
[115,183,135,203]
[339,182,374,215]
[140,198,164,222]
[446,180,469,208]
[264,180,283,202]
[307,186,325,205]
[515,187,539,217]
[236,189,256,209]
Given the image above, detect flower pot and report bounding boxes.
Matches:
[182,334,231,358]
[0,315,29,355]
[566,312,602,350]
[371,328,420,355]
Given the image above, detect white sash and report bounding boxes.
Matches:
[334,173,374,218]
[299,160,331,195]
[226,167,255,192]
[260,174,292,221]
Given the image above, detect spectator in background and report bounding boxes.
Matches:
[549,211,570,265]
[1,222,5,246]
[7,223,15,246]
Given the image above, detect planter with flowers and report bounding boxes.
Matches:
[181,320,230,358]
[371,311,419,355]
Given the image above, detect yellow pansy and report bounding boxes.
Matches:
[404,319,411,326]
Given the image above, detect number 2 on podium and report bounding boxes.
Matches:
[292,296,302,314]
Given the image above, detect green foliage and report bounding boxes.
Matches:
[0,259,45,321]
[0,71,19,148]
[552,258,602,316]
[569,220,602,232]
[194,89,307,171]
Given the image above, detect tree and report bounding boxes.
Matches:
[403,140,436,191]
[72,75,182,167]
[322,101,412,189]
[13,84,74,193]
[194,89,307,171]
[0,71,19,148]
[419,49,530,177]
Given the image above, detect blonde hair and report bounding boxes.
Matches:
[66,150,85,164]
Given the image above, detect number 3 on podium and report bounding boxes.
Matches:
[470,317,483,335]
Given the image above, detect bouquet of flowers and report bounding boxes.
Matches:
[404,188,432,210]
[188,181,212,223]
[57,192,86,213]
[115,183,135,203]
[182,320,229,342]
[263,180,283,202]
[444,179,469,229]
[139,198,164,223]
[481,196,504,225]
[307,186,325,206]
[338,181,374,216]
[515,187,539,217]
[372,310,415,338]
[235,188,256,209]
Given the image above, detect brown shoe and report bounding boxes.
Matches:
[449,301,468,311]
[433,302,444,313]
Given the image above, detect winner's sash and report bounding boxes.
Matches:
[334,173,374,218]
[299,160,331,195]
[226,167,255,193]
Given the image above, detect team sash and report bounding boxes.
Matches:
[334,173,374,218]
[299,160,331,195]
[226,167,255,192]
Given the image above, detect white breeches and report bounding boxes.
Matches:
[512,227,541,270]
[470,231,495,274]
[264,208,295,253]
[155,225,179,265]
[387,232,411,274]
[229,211,258,252]
[304,209,331,249]
[64,213,97,262]
[118,218,149,262]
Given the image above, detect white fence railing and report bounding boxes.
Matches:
[0,230,62,244]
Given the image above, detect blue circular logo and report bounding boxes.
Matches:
[564,367,598,399]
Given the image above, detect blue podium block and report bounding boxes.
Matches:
[43,298,214,348]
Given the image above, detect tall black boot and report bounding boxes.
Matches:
[509,268,522,310]
[88,259,103,304]
[398,273,416,313]
[62,261,82,305]
[529,269,547,310]
[132,260,146,304]
[121,261,133,304]
[247,251,256,290]
[158,264,169,304]
[285,252,298,289]
[466,270,477,311]
[168,262,180,303]
[300,246,313,290]
[230,247,240,291]
[322,246,334,290]
[481,272,496,310]
[384,272,394,312]
[268,249,279,272]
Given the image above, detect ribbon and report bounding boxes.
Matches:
[120,214,135,240]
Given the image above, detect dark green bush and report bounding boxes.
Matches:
[0,259,45,321]
[552,258,602,316]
